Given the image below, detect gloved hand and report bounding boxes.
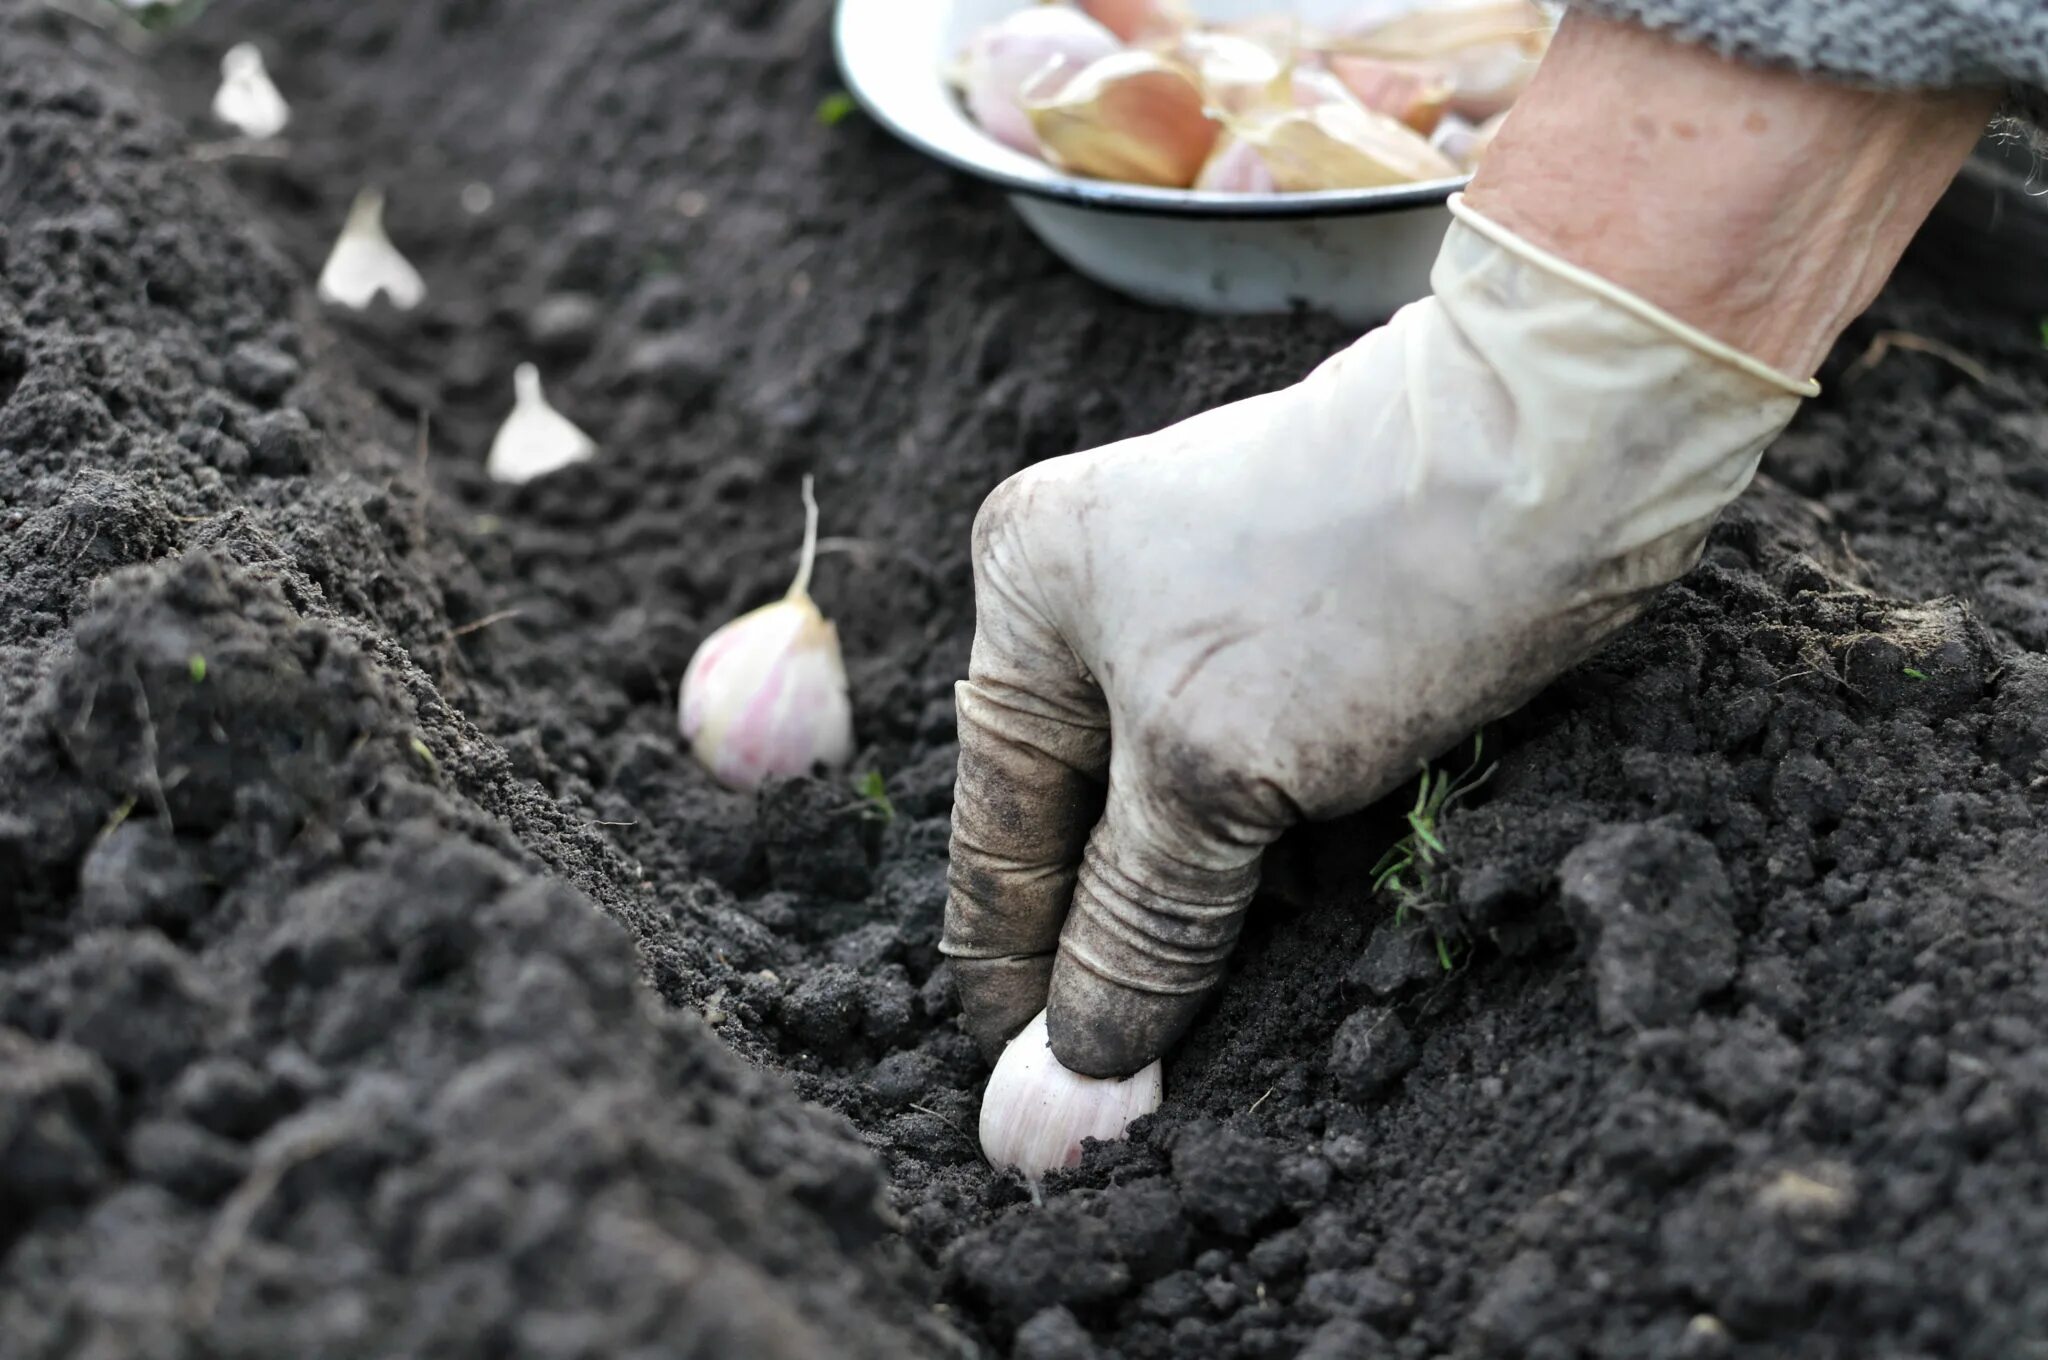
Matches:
[941,194,1816,1078]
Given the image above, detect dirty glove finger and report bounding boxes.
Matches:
[942,481,1110,1062]
[1045,766,1270,1078]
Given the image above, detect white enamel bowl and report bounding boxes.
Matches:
[834,0,1468,324]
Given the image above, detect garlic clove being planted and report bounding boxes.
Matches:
[317,188,426,312]
[954,7,1121,156]
[487,363,596,485]
[1024,51,1221,189]
[980,1010,1163,1178]
[212,42,289,140]
[678,476,854,791]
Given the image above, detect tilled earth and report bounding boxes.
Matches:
[2,2,2046,1357]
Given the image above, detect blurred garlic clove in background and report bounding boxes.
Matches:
[317,188,426,311]
[1324,54,1453,133]
[1172,29,1290,116]
[953,6,1121,155]
[486,363,596,485]
[1429,108,1507,169]
[1230,97,1459,192]
[212,42,289,140]
[1079,0,1190,45]
[1024,50,1221,188]
[1193,132,1278,193]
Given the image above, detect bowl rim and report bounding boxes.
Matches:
[832,0,1469,222]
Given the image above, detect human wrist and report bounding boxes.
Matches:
[1463,12,1994,377]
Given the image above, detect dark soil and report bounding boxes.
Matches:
[2,2,2045,1357]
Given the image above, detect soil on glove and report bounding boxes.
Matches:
[3,2,2046,1357]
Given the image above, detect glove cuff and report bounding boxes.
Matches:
[1446,193,1822,400]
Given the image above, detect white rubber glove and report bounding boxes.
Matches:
[941,195,1818,1078]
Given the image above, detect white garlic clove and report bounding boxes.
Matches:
[1429,109,1507,168]
[486,363,596,485]
[1024,50,1221,189]
[212,42,289,141]
[979,1010,1164,1178]
[1325,0,1552,122]
[678,477,855,791]
[317,188,426,312]
[1172,29,1289,116]
[955,7,1121,156]
[1193,132,1276,194]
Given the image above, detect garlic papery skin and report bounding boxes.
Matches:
[1193,133,1276,194]
[955,7,1120,156]
[1024,51,1221,189]
[979,1010,1164,1178]
[487,363,596,485]
[1172,30,1288,116]
[317,188,426,312]
[1231,97,1458,192]
[678,477,854,791]
[1325,55,1452,133]
[213,43,289,140]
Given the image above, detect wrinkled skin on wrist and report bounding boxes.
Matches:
[943,13,1993,1079]
[1467,12,1994,377]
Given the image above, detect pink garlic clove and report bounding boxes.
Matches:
[1194,133,1277,194]
[1078,0,1189,45]
[1024,50,1221,189]
[955,7,1122,156]
[1325,54,1453,134]
[678,477,854,791]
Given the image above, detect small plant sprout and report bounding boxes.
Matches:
[1371,734,1495,967]
[815,91,858,127]
[486,364,596,485]
[851,769,896,824]
[212,43,288,140]
[979,1010,1162,1180]
[317,188,426,312]
[678,477,855,791]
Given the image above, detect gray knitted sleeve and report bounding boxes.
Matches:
[1572,0,2047,123]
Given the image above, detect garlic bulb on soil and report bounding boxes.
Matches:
[1024,50,1220,189]
[954,7,1121,155]
[212,43,289,140]
[981,1010,1164,1177]
[487,363,596,485]
[678,477,854,791]
[316,188,425,312]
